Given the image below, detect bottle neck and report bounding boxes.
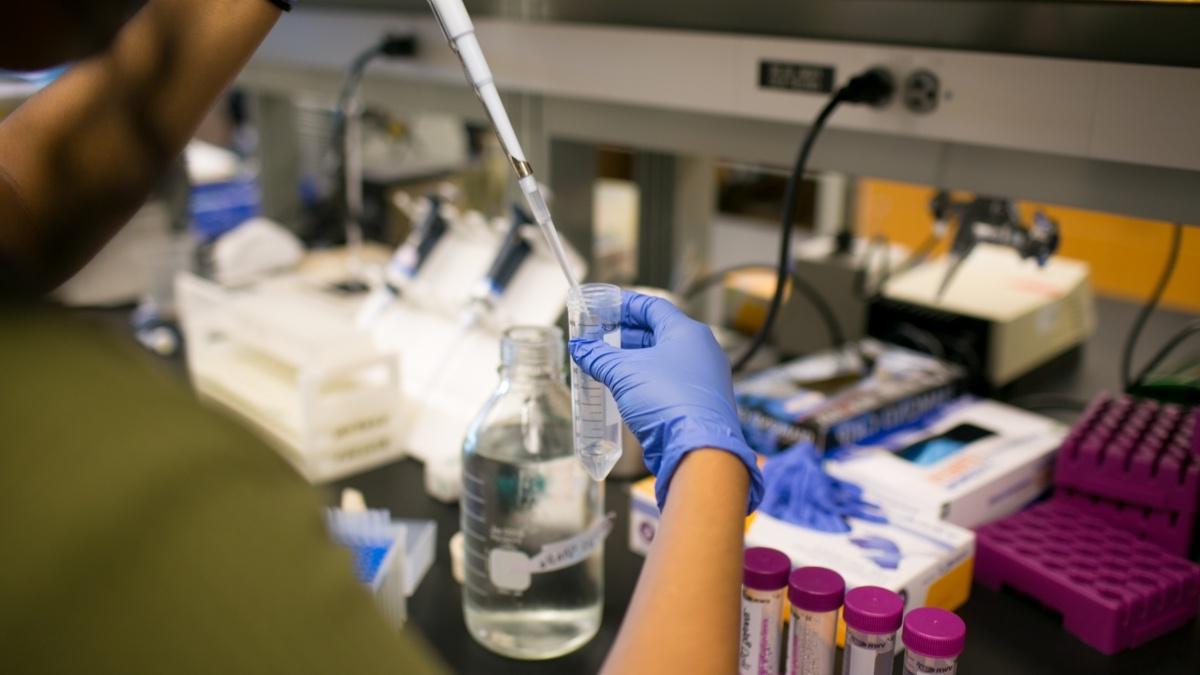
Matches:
[499,364,562,384]
[498,326,563,384]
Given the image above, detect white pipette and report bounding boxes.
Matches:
[427,0,582,299]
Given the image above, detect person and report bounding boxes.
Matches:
[0,2,764,673]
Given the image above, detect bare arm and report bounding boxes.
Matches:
[602,450,750,675]
[0,0,280,295]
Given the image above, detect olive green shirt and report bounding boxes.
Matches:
[0,306,447,675]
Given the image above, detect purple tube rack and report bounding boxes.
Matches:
[975,499,1200,655]
[1054,393,1199,555]
[1056,487,1193,558]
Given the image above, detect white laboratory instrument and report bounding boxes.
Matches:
[872,243,1095,387]
[211,217,304,287]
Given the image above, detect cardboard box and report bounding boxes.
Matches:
[825,398,1066,528]
[627,476,975,617]
[745,510,975,617]
[628,477,659,557]
[736,339,964,454]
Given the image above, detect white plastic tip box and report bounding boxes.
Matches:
[326,508,437,628]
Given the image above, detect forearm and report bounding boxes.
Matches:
[602,450,750,675]
[0,0,280,294]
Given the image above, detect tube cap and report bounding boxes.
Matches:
[903,607,966,659]
[843,586,904,635]
[743,547,790,591]
[788,567,845,613]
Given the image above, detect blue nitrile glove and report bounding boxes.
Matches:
[759,443,886,533]
[569,291,764,513]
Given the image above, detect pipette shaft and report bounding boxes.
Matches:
[427,0,582,298]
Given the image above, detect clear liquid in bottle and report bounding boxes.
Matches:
[461,326,605,660]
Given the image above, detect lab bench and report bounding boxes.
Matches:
[326,296,1199,675]
[80,294,1200,674]
[334,457,1200,675]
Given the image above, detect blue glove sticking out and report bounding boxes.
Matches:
[759,442,887,533]
[849,535,902,570]
[569,291,764,513]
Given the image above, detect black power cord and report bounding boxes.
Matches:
[334,34,418,125]
[681,262,846,352]
[1132,320,1200,389]
[1120,222,1184,390]
[875,232,938,294]
[307,34,418,245]
[731,69,894,373]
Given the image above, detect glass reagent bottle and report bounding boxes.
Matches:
[461,326,605,659]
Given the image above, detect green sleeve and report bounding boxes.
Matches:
[0,306,448,675]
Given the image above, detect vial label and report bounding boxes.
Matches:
[740,589,783,675]
[903,652,957,675]
[841,631,895,675]
[787,610,836,675]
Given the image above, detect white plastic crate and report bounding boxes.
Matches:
[177,273,403,482]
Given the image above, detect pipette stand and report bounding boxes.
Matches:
[176,208,583,494]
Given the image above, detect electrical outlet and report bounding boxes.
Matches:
[903,69,940,114]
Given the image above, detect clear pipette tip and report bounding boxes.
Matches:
[539,216,583,300]
[516,176,582,299]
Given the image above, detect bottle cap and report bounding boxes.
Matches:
[788,566,845,613]
[742,547,790,591]
[843,586,904,635]
[903,607,966,659]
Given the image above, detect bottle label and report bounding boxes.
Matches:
[842,631,895,675]
[903,652,957,675]
[489,513,613,592]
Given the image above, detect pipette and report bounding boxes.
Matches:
[355,193,449,328]
[418,207,536,399]
[427,0,582,299]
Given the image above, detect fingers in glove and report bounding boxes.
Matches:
[621,326,655,349]
[621,290,685,334]
[568,337,625,387]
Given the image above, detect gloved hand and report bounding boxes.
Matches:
[569,290,764,513]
